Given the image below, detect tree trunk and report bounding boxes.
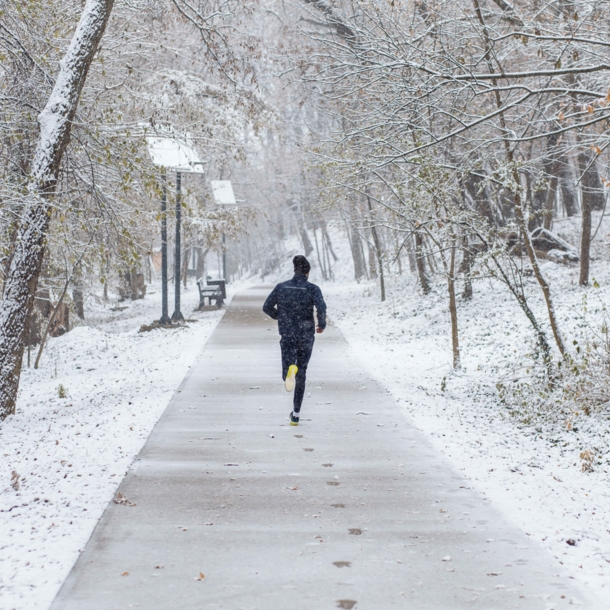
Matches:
[300,227,314,257]
[367,236,377,279]
[543,169,558,231]
[195,247,209,280]
[542,132,560,231]
[577,151,595,286]
[513,185,566,357]
[182,251,189,288]
[0,0,114,421]
[448,243,461,369]
[459,234,473,299]
[580,151,605,211]
[365,192,385,301]
[558,157,579,216]
[322,225,339,262]
[347,223,366,281]
[312,227,327,280]
[406,234,417,274]
[415,230,431,294]
[73,263,85,320]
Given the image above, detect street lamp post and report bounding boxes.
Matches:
[172,171,183,321]
[222,232,227,281]
[159,173,171,325]
[147,132,204,327]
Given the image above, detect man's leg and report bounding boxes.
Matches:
[280,335,297,381]
[293,334,315,415]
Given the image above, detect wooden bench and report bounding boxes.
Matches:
[196,278,225,310]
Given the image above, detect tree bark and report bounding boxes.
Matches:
[448,243,461,368]
[415,230,431,294]
[0,0,114,421]
[366,235,377,279]
[513,186,566,356]
[72,263,85,320]
[300,227,314,257]
[558,157,579,216]
[459,234,473,299]
[347,222,366,281]
[543,169,558,231]
[365,192,385,301]
[577,150,595,286]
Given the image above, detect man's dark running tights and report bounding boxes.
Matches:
[280,334,314,414]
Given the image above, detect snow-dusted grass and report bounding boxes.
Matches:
[0,283,232,610]
[326,256,610,604]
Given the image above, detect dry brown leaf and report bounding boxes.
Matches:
[113,492,136,507]
[195,572,205,581]
[10,471,20,491]
[121,571,129,576]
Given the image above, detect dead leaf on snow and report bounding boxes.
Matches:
[121,572,129,576]
[195,572,205,581]
[10,471,20,491]
[113,492,136,507]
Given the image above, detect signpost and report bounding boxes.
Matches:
[147,134,204,324]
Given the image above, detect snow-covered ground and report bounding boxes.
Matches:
[3,219,610,608]
[305,219,610,605]
[0,282,238,610]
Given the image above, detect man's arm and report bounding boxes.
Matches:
[314,287,327,332]
[262,286,279,320]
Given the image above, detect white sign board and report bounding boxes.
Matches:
[146,137,204,172]
[210,180,236,205]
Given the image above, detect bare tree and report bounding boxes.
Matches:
[0,0,114,420]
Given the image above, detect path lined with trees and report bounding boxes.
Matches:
[50,287,585,609]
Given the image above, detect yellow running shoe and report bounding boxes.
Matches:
[285,364,298,392]
[290,411,300,426]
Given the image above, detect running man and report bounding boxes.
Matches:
[263,255,327,426]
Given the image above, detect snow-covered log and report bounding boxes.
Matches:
[0,0,115,421]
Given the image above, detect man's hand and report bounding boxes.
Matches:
[316,327,324,334]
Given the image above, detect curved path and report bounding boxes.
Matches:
[51,287,589,609]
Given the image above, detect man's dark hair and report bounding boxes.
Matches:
[293,255,311,275]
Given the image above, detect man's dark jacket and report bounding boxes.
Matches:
[263,273,327,337]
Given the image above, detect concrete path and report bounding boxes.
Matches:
[51,287,589,610]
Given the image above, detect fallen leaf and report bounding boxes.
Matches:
[113,492,136,507]
[122,571,129,576]
[195,572,205,581]
[336,600,357,609]
[10,471,20,491]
